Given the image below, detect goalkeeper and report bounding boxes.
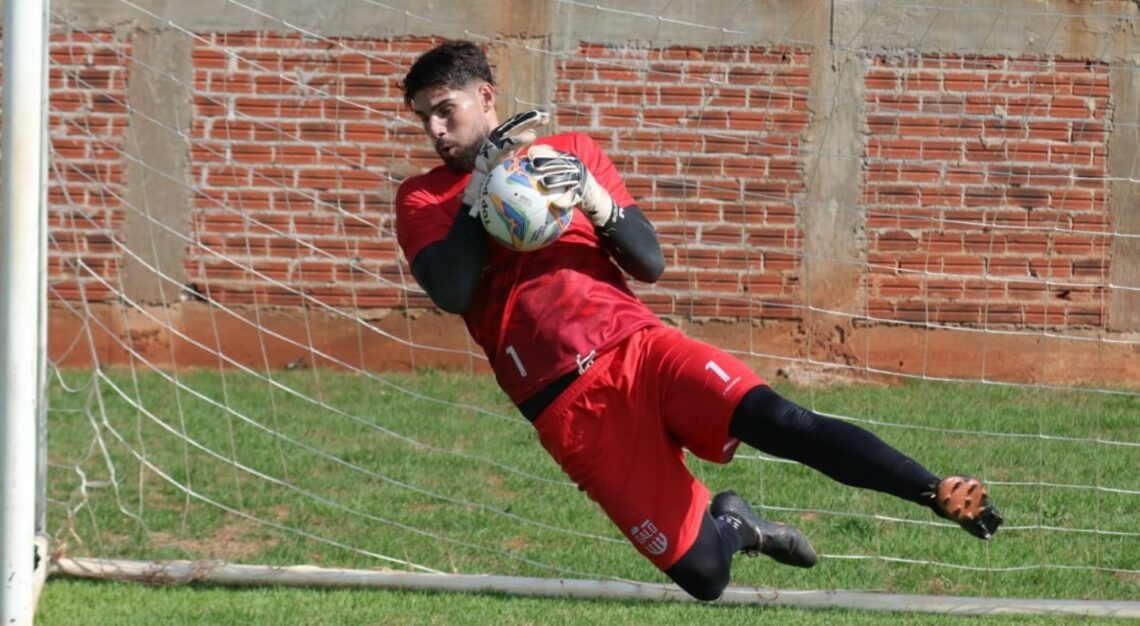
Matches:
[394,40,1003,601]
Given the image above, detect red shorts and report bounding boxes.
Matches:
[531,325,766,571]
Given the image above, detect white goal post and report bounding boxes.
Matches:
[0,0,50,623]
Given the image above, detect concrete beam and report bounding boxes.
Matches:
[38,0,1140,62]
[121,28,193,304]
[486,0,554,118]
[1107,30,1140,331]
[800,1,867,323]
[47,0,556,40]
[835,0,1140,62]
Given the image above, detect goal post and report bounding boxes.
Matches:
[22,0,1140,619]
[0,0,50,622]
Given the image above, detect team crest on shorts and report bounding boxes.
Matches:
[630,518,668,556]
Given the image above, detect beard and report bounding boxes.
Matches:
[439,137,483,174]
[435,123,490,172]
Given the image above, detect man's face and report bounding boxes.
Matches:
[410,82,494,173]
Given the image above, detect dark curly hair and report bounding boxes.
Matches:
[401,40,495,106]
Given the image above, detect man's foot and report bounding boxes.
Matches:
[930,476,1004,540]
[711,491,817,568]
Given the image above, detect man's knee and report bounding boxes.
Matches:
[666,552,730,601]
[663,516,733,601]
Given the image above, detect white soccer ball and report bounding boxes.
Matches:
[478,153,573,252]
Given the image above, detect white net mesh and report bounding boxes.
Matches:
[37,0,1139,604]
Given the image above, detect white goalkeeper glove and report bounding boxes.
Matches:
[461,109,550,215]
[527,145,617,228]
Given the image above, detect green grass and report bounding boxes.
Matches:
[37,580,1123,625]
[39,368,1140,623]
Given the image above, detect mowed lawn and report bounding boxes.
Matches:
[38,368,1140,624]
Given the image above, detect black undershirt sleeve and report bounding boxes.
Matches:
[412,201,662,313]
[595,204,665,284]
[410,206,488,314]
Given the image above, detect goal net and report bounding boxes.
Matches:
[34,0,1139,614]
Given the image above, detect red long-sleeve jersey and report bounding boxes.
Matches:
[396,132,663,403]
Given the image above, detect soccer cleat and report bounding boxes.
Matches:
[930,475,1004,540]
[711,491,818,568]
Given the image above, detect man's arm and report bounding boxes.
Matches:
[595,204,665,283]
[404,110,551,314]
[528,146,665,283]
[410,208,487,314]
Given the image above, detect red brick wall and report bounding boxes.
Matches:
[864,54,1112,327]
[38,34,1119,331]
[46,31,130,302]
[188,33,433,309]
[557,44,810,320]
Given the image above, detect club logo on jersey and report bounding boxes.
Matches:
[575,350,597,374]
[630,518,668,556]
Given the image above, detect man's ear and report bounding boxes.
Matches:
[477,81,496,113]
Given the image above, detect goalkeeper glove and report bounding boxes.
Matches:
[461,109,550,215]
[527,145,618,228]
[928,475,1004,540]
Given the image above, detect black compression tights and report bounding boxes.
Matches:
[729,385,940,503]
[666,385,941,600]
[664,513,737,601]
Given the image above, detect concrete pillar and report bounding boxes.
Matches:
[799,1,867,322]
[1107,38,1140,331]
[122,29,194,304]
[487,0,554,121]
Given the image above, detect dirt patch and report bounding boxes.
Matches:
[150,522,281,561]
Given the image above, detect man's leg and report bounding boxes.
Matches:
[665,496,816,601]
[530,331,761,601]
[730,384,938,503]
[729,384,1002,539]
[663,513,736,601]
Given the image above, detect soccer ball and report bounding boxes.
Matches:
[478,153,574,252]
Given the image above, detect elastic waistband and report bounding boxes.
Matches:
[515,330,648,423]
[518,369,580,422]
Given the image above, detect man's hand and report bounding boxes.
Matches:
[929,475,1004,540]
[461,109,549,213]
[527,145,617,227]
